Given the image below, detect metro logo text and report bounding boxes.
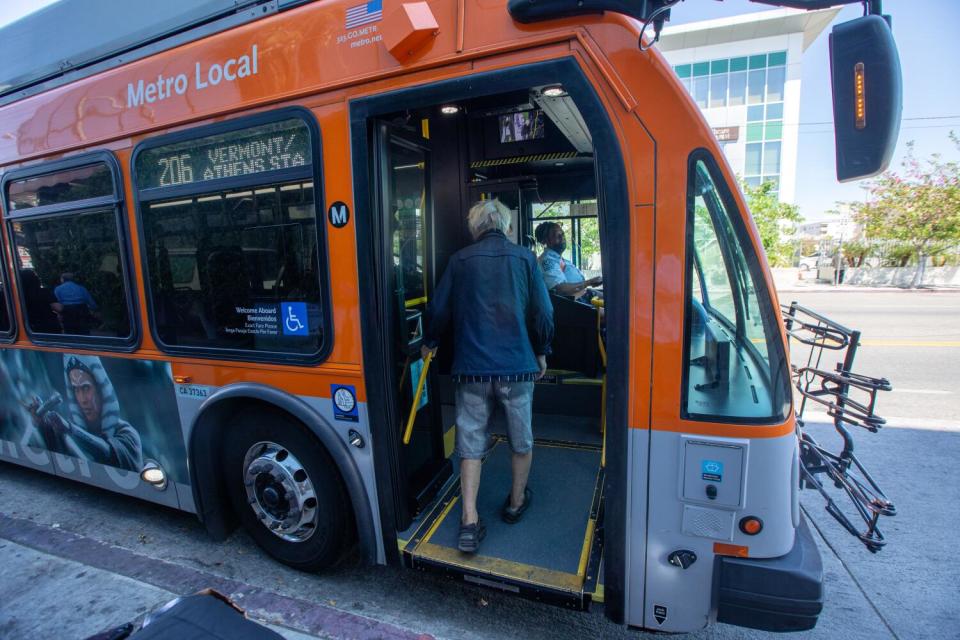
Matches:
[127,44,259,108]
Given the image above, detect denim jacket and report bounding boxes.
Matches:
[423,229,554,380]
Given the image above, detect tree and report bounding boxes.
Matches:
[847,135,960,288]
[841,240,872,267]
[741,180,802,267]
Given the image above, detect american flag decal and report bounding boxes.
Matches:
[345,0,383,28]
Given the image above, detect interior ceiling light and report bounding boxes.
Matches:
[542,85,566,98]
[440,105,460,115]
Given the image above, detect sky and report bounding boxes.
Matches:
[2,1,959,222]
[0,1,58,30]
[668,0,960,221]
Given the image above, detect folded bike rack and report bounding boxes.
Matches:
[783,302,895,552]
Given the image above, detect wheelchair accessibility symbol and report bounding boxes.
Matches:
[701,459,724,482]
[281,302,309,336]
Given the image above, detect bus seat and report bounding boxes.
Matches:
[206,248,252,333]
[546,293,603,379]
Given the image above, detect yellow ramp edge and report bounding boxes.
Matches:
[413,542,586,593]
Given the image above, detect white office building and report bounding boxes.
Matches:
[658,8,840,203]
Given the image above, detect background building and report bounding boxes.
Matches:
[657,8,839,203]
[798,204,861,243]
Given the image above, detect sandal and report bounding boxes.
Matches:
[501,487,533,524]
[458,519,486,553]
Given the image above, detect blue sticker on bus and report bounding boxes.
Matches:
[331,384,359,422]
[281,302,308,336]
[701,459,724,482]
[409,357,429,410]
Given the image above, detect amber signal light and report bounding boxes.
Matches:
[739,516,763,536]
[854,62,866,130]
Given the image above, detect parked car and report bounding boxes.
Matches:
[798,254,821,271]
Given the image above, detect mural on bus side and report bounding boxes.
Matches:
[0,350,188,487]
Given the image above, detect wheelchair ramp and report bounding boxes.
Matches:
[402,439,604,610]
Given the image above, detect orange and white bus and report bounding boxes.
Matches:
[0,0,900,633]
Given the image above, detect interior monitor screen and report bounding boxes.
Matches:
[499,110,545,143]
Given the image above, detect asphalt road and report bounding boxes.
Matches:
[1,289,958,640]
[782,290,960,424]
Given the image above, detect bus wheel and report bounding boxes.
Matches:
[224,408,350,571]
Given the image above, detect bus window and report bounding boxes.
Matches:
[135,114,328,360]
[531,199,600,276]
[683,156,790,422]
[7,163,113,210]
[4,159,134,343]
[0,249,10,336]
[388,141,428,306]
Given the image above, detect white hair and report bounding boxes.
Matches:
[467,199,512,239]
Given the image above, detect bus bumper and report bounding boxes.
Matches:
[714,517,824,632]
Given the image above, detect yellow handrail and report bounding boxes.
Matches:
[403,351,433,445]
[592,299,607,468]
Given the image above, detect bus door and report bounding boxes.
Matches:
[352,60,640,615]
[374,122,451,527]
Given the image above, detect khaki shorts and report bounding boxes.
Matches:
[454,380,534,459]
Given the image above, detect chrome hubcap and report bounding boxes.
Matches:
[242,441,318,542]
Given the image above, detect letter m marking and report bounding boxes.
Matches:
[330,204,348,227]
[127,80,145,108]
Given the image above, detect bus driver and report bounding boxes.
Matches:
[535,221,602,299]
[422,199,554,554]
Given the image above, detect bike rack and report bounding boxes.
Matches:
[783,302,895,553]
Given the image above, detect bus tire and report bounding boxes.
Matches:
[223,407,351,571]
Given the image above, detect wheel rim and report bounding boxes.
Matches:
[242,441,319,542]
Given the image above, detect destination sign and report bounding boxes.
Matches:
[137,119,311,190]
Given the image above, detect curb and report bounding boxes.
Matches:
[0,513,433,640]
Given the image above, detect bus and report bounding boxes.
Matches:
[0,0,900,633]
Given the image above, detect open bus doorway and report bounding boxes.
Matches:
[367,81,611,609]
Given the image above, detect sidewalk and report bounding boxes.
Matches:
[0,539,325,639]
[776,282,960,293]
[0,513,432,640]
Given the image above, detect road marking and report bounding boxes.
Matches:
[801,411,960,432]
[859,340,960,347]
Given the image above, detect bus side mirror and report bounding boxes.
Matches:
[829,15,902,182]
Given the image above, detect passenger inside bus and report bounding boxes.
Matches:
[55,272,99,335]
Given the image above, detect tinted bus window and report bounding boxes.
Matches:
[7,164,112,210]
[10,210,132,338]
[135,114,326,359]
[4,159,135,344]
[683,157,790,423]
[0,257,10,334]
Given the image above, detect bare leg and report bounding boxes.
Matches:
[461,458,482,525]
[510,451,532,509]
